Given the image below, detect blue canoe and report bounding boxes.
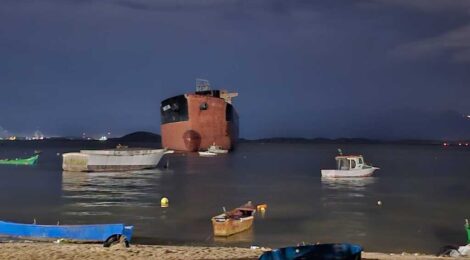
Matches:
[259,243,363,260]
[0,220,133,245]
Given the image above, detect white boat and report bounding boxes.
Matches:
[207,144,229,154]
[321,154,379,178]
[62,148,173,172]
[198,151,217,157]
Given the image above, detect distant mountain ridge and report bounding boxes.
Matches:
[239,137,468,145]
[112,131,161,142]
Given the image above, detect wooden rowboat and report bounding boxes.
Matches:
[211,202,255,237]
[0,220,133,246]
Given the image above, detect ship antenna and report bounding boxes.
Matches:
[196,79,211,92]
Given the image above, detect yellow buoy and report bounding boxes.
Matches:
[161,197,169,208]
[257,204,268,211]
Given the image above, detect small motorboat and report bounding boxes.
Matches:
[259,243,363,260]
[0,220,133,246]
[198,151,217,157]
[0,154,39,165]
[207,143,228,154]
[321,152,378,178]
[212,201,255,237]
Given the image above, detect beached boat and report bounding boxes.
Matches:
[259,243,362,260]
[62,148,173,172]
[0,220,133,246]
[198,151,217,157]
[207,144,229,154]
[0,154,39,165]
[211,202,255,237]
[321,154,379,178]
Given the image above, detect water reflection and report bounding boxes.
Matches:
[212,228,254,244]
[320,177,377,240]
[321,177,376,191]
[61,170,163,216]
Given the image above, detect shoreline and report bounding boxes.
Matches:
[0,242,466,259]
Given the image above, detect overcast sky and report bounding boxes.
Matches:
[0,0,469,139]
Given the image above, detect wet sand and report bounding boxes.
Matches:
[0,242,468,259]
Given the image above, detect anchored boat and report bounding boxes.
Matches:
[198,151,217,157]
[321,153,379,178]
[207,143,229,154]
[211,202,255,237]
[0,220,133,246]
[0,154,39,165]
[62,148,173,172]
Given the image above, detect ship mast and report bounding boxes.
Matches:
[195,78,238,104]
[196,79,211,92]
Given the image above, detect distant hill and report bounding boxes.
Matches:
[239,137,381,144]
[238,137,463,145]
[114,131,161,142]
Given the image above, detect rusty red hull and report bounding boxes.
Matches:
[161,93,238,152]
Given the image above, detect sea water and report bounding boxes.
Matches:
[0,141,469,253]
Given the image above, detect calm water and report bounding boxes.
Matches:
[0,141,469,253]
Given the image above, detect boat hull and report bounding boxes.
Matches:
[62,149,168,172]
[0,220,133,242]
[0,155,39,165]
[259,244,362,260]
[207,147,228,154]
[211,216,254,237]
[199,151,217,157]
[321,167,378,178]
[466,224,470,244]
[161,94,238,152]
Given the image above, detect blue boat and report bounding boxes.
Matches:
[0,220,133,246]
[259,243,363,260]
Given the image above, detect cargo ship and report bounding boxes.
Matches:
[160,80,239,152]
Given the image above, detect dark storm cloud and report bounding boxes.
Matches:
[369,0,470,62]
[394,24,470,62]
[370,0,470,12]
[0,0,469,139]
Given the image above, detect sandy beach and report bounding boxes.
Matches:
[1,242,468,260]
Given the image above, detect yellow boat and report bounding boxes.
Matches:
[211,202,255,237]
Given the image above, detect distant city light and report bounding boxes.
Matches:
[443,142,448,146]
[99,136,108,141]
[467,115,470,119]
